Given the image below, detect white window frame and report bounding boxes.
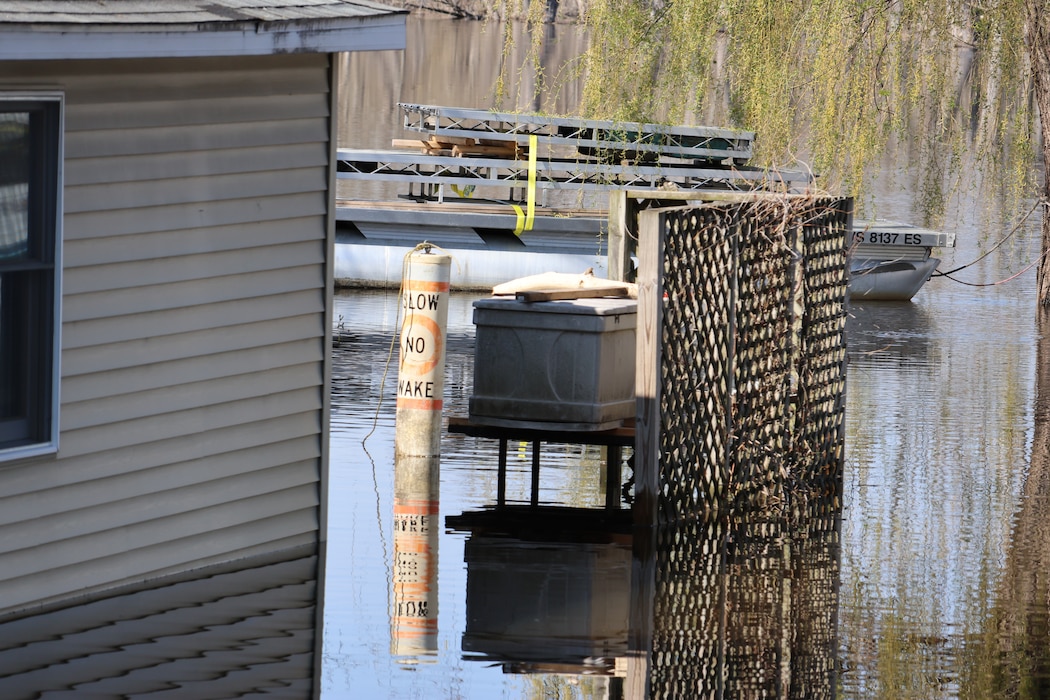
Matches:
[0,91,63,462]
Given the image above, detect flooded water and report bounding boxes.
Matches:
[323,14,1049,699]
[841,297,1037,696]
[324,290,624,698]
[323,243,1046,698]
[323,252,1049,698]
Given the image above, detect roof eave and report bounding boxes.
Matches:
[0,14,407,61]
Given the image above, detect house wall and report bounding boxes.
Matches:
[0,53,334,617]
[0,550,320,695]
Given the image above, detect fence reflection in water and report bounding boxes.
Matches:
[633,196,848,698]
[446,489,840,698]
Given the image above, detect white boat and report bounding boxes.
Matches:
[849,220,956,301]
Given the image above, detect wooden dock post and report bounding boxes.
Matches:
[624,206,666,699]
[608,190,641,283]
[633,210,664,541]
[608,191,628,283]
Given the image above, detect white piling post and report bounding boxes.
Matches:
[394,248,452,460]
[391,455,439,659]
[391,246,448,659]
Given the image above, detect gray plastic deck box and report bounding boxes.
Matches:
[469,297,637,430]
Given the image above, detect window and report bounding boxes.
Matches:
[0,94,61,460]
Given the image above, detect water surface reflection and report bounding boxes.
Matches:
[325,289,845,698]
[841,282,1037,697]
[328,14,1047,697]
[0,549,319,698]
[324,265,1047,698]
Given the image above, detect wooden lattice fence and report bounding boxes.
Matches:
[634,195,849,519]
[626,194,849,699]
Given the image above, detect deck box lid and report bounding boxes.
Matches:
[473,297,637,334]
[472,297,637,316]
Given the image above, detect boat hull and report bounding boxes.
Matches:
[335,237,940,301]
[848,258,940,301]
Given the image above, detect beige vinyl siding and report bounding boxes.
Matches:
[0,53,332,617]
[0,418,321,498]
[62,191,326,239]
[63,216,325,266]
[60,293,321,350]
[65,144,330,186]
[0,551,318,696]
[63,306,323,370]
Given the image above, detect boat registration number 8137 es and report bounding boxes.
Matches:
[853,230,928,246]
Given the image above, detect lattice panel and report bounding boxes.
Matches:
[658,207,734,517]
[729,204,798,510]
[791,204,849,498]
[649,515,728,699]
[648,196,848,517]
[642,195,848,699]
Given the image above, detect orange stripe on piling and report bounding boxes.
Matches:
[403,280,450,293]
[396,397,443,411]
[392,619,438,635]
[394,499,440,516]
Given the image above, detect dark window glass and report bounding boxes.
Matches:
[0,99,59,454]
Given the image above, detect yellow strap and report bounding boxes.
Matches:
[510,135,538,236]
[512,203,525,235]
[525,134,537,232]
